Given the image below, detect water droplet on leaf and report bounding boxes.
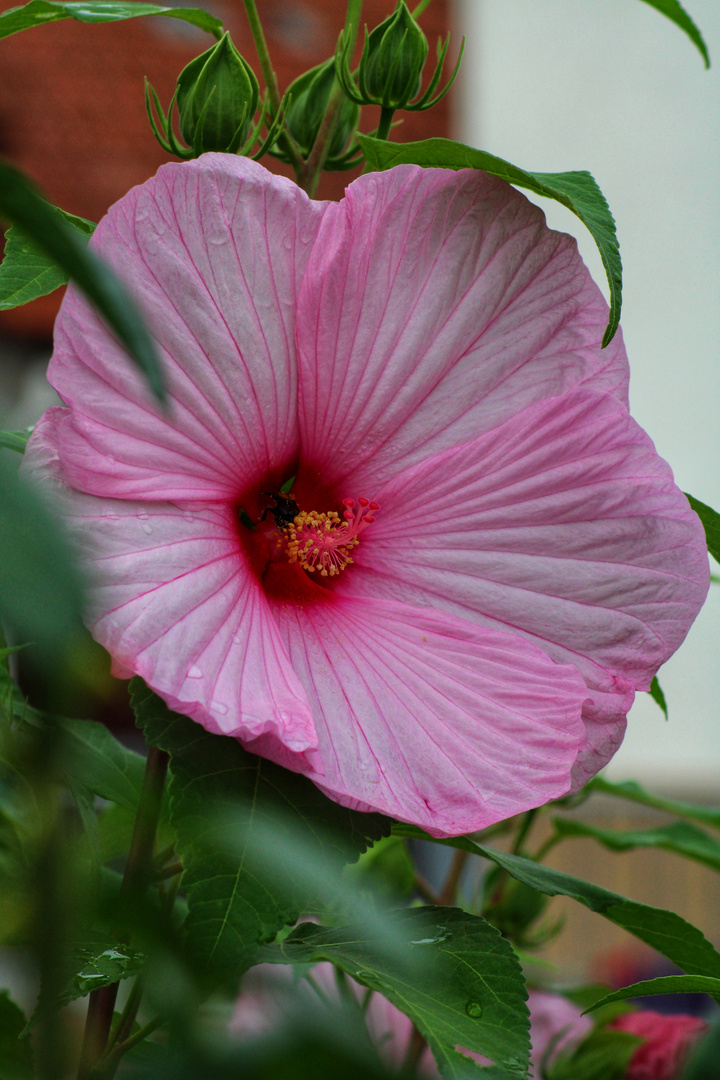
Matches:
[465,1001,483,1019]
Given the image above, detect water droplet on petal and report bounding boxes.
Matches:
[183,511,194,522]
[232,634,242,645]
[142,523,153,535]
[465,1001,483,1019]
[187,665,203,679]
[211,700,228,716]
[137,512,149,520]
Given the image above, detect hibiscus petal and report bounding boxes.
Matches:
[296,165,629,491]
[269,592,588,837]
[24,411,317,757]
[48,155,327,501]
[342,388,708,780]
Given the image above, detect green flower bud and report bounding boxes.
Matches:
[359,1,428,110]
[176,32,259,155]
[284,59,359,160]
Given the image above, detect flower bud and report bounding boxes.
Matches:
[176,32,259,155]
[284,59,359,160]
[359,0,428,110]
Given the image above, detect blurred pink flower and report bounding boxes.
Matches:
[611,1009,709,1080]
[24,156,708,834]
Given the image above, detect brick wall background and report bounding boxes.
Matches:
[0,0,453,339]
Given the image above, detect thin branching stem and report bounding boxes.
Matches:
[299,0,363,195]
[77,746,169,1080]
[411,0,433,17]
[438,848,468,906]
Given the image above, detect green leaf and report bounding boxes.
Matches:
[358,135,621,348]
[548,1029,640,1080]
[648,675,668,718]
[638,0,709,67]
[0,453,86,673]
[685,493,720,565]
[551,818,720,874]
[0,429,31,454]
[0,656,145,811]
[58,718,145,811]
[131,680,390,979]
[585,974,720,1013]
[0,212,94,310]
[0,991,33,1079]
[58,941,146,1007]
[22,939,146,1034]
[395,828,720,978]
[0,161,164,400]
[587,776,720,832]
[343,834,416,903]
[0,0,222,41]
[261,908,530,1079]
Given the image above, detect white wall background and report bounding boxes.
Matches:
[453,0,720,790]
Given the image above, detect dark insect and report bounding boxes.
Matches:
[260,490,300,531]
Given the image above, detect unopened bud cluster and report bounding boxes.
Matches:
[145,3,462,175]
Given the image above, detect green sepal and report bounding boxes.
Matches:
[359,1,427,109]
[272,59,359,164]
[176,32,259,156]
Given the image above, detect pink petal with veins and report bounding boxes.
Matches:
[25,410,317,759]
[341,388,708,783]
[21,159,710,834]
[297,165,629,492]
[268,590,588,836]
[49,155,327,502]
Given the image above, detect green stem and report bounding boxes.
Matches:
[152,859,183,881]
[242,0,303,175]
[511,808,538,857]
[438,848,468,906]
[411,0,433,17]
[402,1024,428,1075]
[242,0,281,115]
[532,832,562,864]
[106,977,144,1054]
[89,1016,163,1079]
[375,106,396,142]
[299,0,363,195]
[413,870,440,905]
[77,746,169,1080]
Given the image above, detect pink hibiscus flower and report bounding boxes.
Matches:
[24,156,708,835]
[611,1009,709,1080]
